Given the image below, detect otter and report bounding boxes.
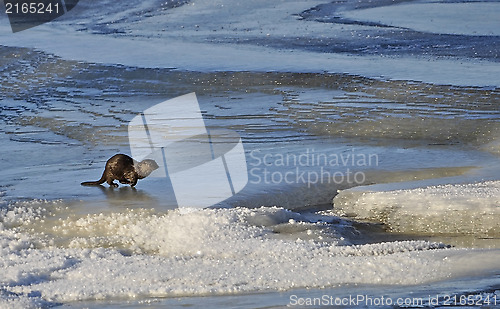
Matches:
[81,154,159,188]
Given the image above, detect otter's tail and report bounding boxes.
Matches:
[81,172,106,186]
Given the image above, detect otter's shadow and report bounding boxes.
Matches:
[94,185,161,209]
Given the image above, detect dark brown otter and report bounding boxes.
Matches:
[81,154,159,187]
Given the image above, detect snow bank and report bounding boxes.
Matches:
[333,181,500,235]
[1,200,499,306]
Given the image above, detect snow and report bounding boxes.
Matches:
[334,180,500,235]
[1,199,499,306]
[0,197,500,308]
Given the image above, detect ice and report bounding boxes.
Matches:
[334,180,500,235]
[0,1,499,86]
[341,3,500,36]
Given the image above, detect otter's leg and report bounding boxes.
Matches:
[107,178,118,188]
[129,175,138,187]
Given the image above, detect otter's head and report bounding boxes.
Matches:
[136,159,159,178]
